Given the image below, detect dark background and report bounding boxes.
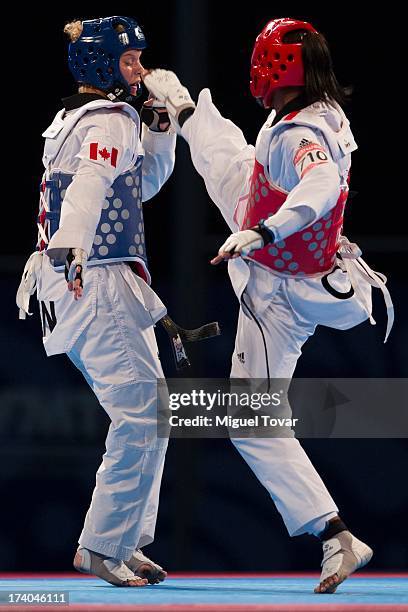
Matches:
[1,2,407,573]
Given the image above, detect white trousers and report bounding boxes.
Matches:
[227,258,372,536]
[230,282,339,537]
[38,261,167,559]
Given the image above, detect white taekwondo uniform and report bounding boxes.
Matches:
[181,89,392,536]
[17,94,176,559]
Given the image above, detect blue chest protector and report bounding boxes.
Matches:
[42,156,147,270]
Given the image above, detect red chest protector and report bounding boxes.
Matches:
[241,159,348,276]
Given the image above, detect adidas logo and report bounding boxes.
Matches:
[299,138,311,147]
[237,352,245,364]
[118,32,130,46]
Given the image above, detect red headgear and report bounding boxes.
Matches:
[250,18,317,108]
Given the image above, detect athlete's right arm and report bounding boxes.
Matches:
[47,131,123,263]
[143,70,254,231]
[180,89,255,231]
[46,115,128,296]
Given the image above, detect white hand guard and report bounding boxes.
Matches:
[65,248,88,297]
[142,69,195,128]
[219,230,264,257]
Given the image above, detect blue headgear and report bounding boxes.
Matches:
[68,16,147,102]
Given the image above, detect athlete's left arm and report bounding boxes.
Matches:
[264,125,341,242]
[212,126,341,263]
[140,121,176,202]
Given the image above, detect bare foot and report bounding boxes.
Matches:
[74,548,148,587]
[314,572,342,593]
[136,562,167,584]
[125,549,167,585]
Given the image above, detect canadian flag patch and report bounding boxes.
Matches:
[89,143,118,167]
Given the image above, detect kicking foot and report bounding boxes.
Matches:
[125,549,167,584]
[73,547,148,587]
[315,530,373,593]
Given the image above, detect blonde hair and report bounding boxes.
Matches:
[64,20,83,42]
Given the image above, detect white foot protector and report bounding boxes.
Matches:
[315,530,373,593]
[125,548,167,584]
[73,547,148,587]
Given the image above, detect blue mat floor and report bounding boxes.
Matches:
[0,575,407,609]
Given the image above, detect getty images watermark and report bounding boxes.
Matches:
[167,387,296,430]
[156,378,408,439]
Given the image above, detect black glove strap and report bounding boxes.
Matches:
[140,105,170,132]
[65,249,74,282]
[251,223,275,246]
[178,107,195,128]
